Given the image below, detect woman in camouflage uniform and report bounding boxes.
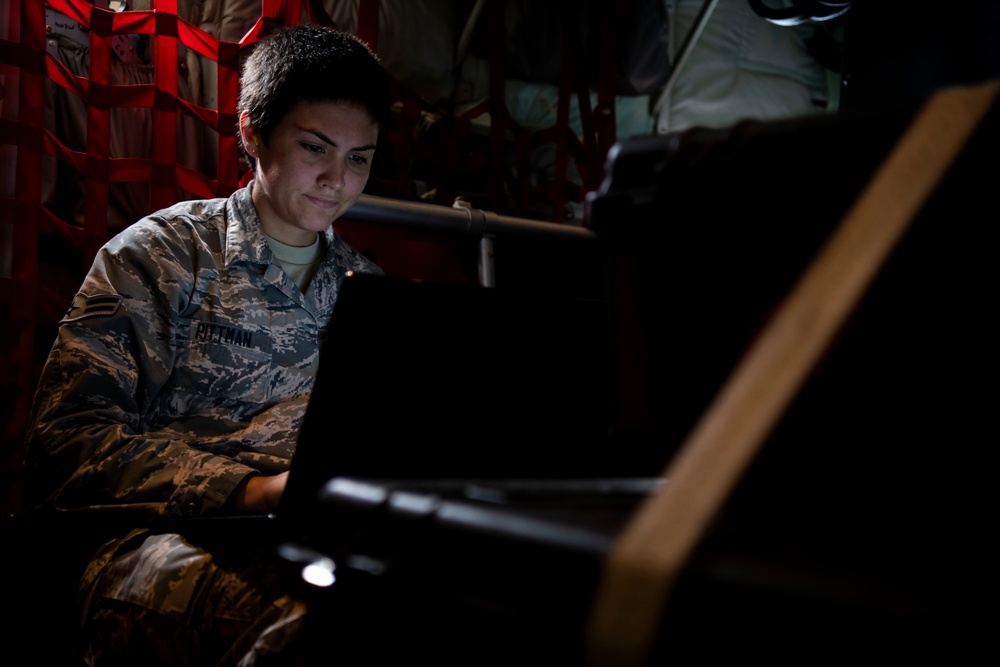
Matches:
[22,23,392,666]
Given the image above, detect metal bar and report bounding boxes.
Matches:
[344,194,598,244]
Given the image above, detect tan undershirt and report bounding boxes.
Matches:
[264,233,325,293]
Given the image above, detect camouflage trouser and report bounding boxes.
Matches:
[79,528,307,667]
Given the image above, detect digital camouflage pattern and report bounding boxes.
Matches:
[25,183,382,519]
[80,528,308,667]
[22,183,382,665]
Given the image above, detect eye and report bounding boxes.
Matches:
[301,143,324,154]
[348,153,369,166]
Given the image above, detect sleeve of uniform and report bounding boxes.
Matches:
[23,215,262,521]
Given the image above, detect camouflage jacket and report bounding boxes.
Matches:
[23,184,383,523]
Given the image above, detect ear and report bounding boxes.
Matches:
[239,111,259,153]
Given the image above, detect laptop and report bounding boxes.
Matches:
[277,272,634,541]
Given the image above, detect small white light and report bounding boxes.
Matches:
[301,559,336,588]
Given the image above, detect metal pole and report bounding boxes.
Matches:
[345,194,598,245]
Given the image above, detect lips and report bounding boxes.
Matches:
[306,194,340,210]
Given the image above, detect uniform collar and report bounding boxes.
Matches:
[224,181,338,267]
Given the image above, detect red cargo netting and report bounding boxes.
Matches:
[1,0,608,513]
[0,0,312,513]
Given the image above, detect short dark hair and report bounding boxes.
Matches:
[238,23,392,163]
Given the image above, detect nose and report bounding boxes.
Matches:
[319,158,345,190]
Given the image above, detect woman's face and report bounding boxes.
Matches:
[242,100,379,246]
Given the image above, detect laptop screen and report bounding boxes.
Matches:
[279,272,627,533]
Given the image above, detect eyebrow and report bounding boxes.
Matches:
[307,129,377,153]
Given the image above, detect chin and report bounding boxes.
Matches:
[300,211,337,232]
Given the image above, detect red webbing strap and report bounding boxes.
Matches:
[47,0,257,203]
[356,0,380,52]
[446,103,492,205]
[513,126,532,214]
[44,48,89,97]
[383,64,438,202]
[150,0,179,211]
[305,0,336,27]
[1,0,43,508]
[215,35,241,195]
[246,1,309,186]
[236,16,270,188]
[83,3,113,257]
[237,0,274,198]
[263,0,302,30]
[167,18,240,195]
[239,16,269,46]
[39,205,88,250]
[397,92,421,199]
[585,80,1000,667]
